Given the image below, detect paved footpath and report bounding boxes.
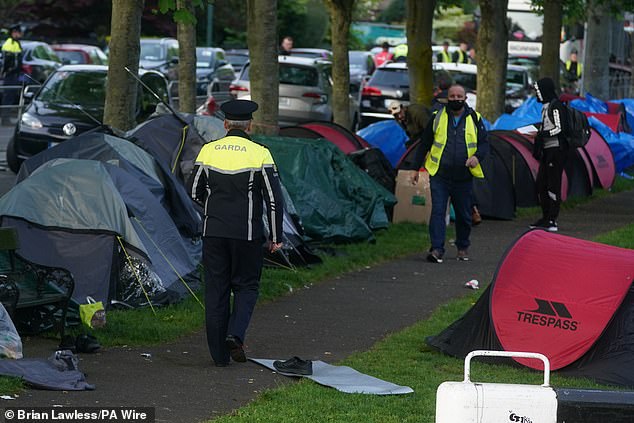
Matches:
[11,190,634,422]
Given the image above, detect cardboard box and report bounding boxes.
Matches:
[392,170,432,224]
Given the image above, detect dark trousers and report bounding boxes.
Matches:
[1,74,21,117]
[536,148,566,222]
[203,236,263,364]
[429,175,473,255]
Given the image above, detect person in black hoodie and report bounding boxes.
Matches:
[530,77,569,232]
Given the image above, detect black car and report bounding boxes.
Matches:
[6,64,169,173]
[195,47,236,96]
[359,62,452,129]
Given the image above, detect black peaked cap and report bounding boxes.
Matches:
[221,99,258,121]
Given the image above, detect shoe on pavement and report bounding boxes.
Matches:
[546,220,558,232]
[457,250,470,261]
[427,249,443,263]
[225,335,247,363]
[273,356,313,376]
[529,218,547,229]
[529,218,558,232]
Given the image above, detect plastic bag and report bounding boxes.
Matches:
[79,297,106,329]
[0,302,23,359]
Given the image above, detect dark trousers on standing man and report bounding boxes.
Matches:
[203,236,263,364]
[429,175,473,255]
[535,147,566,222]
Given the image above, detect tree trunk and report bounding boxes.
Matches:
[406,0,435,107]
[246,0,278,135]
[104,0,144,131]
[539,0,563,89]
[476,0,508,121]
[583,0,610,99]
[177,0,197,113]
[630,33,634,98]
[325,0,355,130]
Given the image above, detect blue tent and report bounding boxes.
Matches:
[588,117,634,173]
[357,120,407,167]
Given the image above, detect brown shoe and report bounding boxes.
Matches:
[457,250,470,261]
[471,206,482,226]
[226,335,247,363]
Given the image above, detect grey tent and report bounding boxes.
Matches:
[0,159,201,306]
[16,131,202,238]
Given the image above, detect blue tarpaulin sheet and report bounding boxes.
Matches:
[357,120,407,167]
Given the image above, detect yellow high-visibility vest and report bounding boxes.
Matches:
[425,108,484,178]
[565,60,582,78]
[1,38,21,53]
[438,50,451,63]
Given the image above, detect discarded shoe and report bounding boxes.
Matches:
[226,335,247,363]
[273,356,313,376]
[76,334,100,354]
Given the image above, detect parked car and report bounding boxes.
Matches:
[224,49,249,74]
[230,55,358,129]
[359,62,452,128]
[348,50,376,92]
[289,48,333,60]
[195,47,236,96]
[433,62,533,113]
[6,64,169,173]
[20,40,62,84]
[139,38,179,81]
[51,43,108,65]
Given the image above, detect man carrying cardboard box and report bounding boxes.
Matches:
[409,85,489,263]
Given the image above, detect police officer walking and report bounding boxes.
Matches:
[1,25,23,125]
[187,100,284,367]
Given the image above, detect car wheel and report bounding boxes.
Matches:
[6,137,21,174]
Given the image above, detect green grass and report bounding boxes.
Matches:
[210,290,609,423]
[0,376,22,395]
[80,222,431,348]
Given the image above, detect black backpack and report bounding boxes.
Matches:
[564,105,591,149]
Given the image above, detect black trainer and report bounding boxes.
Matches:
[273,356,313,375]
[225,335,247,363]
[427,249,443,263]
[529,218,547,229]
[546,220,558,232]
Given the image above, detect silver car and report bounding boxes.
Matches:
[230,55,358,129]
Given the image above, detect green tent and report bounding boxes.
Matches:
[254,136,396,243]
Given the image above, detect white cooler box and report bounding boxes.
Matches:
[436,351,557,423]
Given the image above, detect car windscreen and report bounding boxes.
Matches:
[507,68,526,88]
[140,43,164,61]
[348,52,368,69]
[56,51,86,65]
[226,54,249,67]
[367,68,409,88]
[196,48,214,68]
[38,71,106,107]
[447,71,477,91]
[241,64,319,87]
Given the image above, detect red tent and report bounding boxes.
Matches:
[428,230,634,386]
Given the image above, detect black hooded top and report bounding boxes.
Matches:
[534,77,569,149]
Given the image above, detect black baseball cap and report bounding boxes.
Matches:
[220,99,258,121]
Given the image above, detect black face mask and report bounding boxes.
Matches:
[448,100,465,111]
